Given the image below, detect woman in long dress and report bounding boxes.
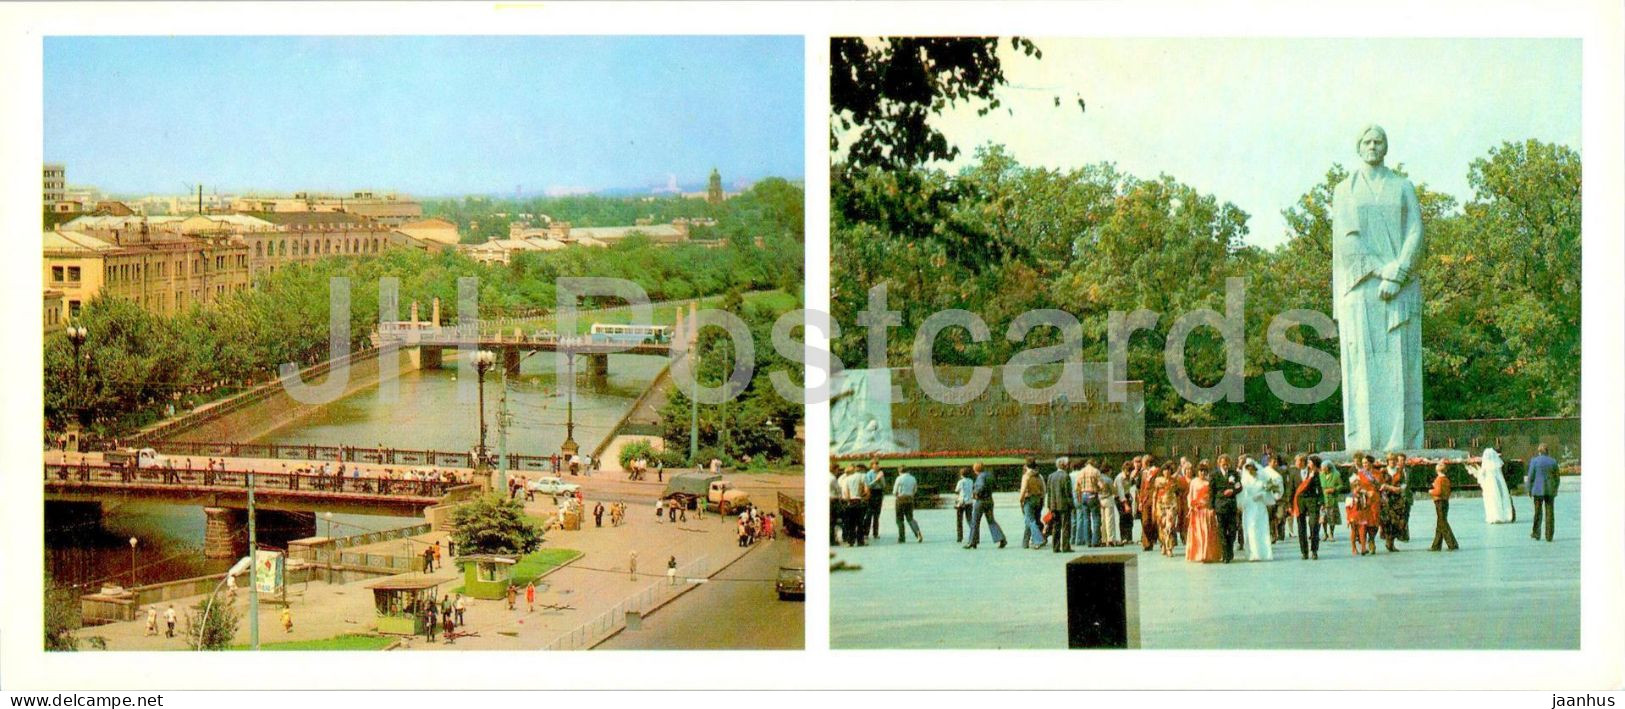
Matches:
[1348,462,1381,555]
[1186,463,1222,562]
[1377,461,1409,552]
[1318,463,1343,541]
[1466,448,1516,523]
[1239,462,1274,561]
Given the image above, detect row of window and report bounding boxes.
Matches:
[49,266,81,283]
[252,235,382,259]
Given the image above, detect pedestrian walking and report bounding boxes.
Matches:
[424,604,438,642]
[1526,444,1560,542]
[525,581,536,612]
[442,610,456,644]
[454,594,466,626]
[1429,462,1459,552]
[145,606,157,636]
[667,555,678,585]
[280,606,293,633]
[164,604,177,638]
[593,502,605,528]
[505,583,517,610]
[629,550,638,581]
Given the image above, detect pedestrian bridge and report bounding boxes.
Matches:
[374,322,677,377]
[45,461,454,517]
[44,460,466,558]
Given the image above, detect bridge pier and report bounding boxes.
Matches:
[588,353,609,385]
[203,507,246,559]
[203,508,318,559]
[503,347,521,377]
[419,346,444,370]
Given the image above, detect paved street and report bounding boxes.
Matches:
[831,488,1581,649]
[598,536,805,650]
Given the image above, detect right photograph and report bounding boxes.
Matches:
[827,37,1581,650]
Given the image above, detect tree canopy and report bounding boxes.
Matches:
[832,140,1581,427]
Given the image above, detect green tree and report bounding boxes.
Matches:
[184,591,240,650]
[450,496,542,555]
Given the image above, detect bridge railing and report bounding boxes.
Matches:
[44,462,456,499]
[143,441,581,475]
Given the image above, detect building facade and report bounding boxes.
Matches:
[43,228,251,318]
[43,164,65,206]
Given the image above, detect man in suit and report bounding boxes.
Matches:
[1293,455,1324,559]
[1275,457,1304,542]
[1525,444,1560,542]
[1428,461,1459,551]
[1045,457,1076,553]
[1210,454,1243,563]
[966,462,1006,549]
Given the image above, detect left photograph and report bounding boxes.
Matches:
[41,35,807,651]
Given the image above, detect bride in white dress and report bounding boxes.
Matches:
[1464,447,1516,523]
[1239,461,1275,561]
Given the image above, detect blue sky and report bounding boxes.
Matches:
[45,36,804,196]
[917,38,1582,248]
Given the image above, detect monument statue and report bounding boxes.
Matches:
[1331,124,1425,452]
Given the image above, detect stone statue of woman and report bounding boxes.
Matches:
[1331,125,1425,452]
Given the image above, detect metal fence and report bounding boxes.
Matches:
[143,440,580,475]
[44,462,453,499]
[541,556,711,651]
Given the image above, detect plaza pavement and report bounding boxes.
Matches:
[830,487,1580,650]
[77,488,774,651]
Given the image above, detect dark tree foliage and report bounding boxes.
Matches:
[831,37,1046,169]
[450,496,542,555]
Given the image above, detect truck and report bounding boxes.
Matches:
[776,492,804,538]
[662,471,750,515]
[103,447,168,470]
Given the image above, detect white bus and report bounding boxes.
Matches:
[588,323,672,345]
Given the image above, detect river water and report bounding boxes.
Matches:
[45,351,666,610]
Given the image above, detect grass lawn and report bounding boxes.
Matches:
[453,546,582,593]
[229,633,395,651]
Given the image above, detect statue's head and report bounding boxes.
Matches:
[1357,124,1389,166]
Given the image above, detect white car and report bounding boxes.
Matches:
[526,476,581,495]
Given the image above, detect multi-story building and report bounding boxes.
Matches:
[43,164,65,206]
[238,211,401,277]
[230,191,423,227]
[43,227,251,318]
[43,290,65,335]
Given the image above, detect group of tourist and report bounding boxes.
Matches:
[625,456,664,482]
[833,444,1563,561]
[735,505,776,547]
[417,592,468,644]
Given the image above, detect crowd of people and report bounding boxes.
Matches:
[832,445,1563,561]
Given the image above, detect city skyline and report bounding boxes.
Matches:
[45,36,804,196]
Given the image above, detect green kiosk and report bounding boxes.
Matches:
[458,555,518,600]
[368,577,442,635]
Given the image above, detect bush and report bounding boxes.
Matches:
[618,440,656,470]
[185,591,240,650]
[450,495,542,555]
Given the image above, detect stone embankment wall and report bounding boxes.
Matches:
[139,346,420,444]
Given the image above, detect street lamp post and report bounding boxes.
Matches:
[127,536,138,587]
[473,350,496,466]
[65,325,88,450]
[560,352,579,458]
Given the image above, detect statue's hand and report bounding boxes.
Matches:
[1378,279,1401,300]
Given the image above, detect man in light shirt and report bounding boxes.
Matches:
[829,462,842,546]
[839,465,870,546]
[893,467,923,543]
[954,468,975,544]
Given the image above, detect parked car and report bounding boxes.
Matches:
[775,566,805,601]
[526,476,581,496]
